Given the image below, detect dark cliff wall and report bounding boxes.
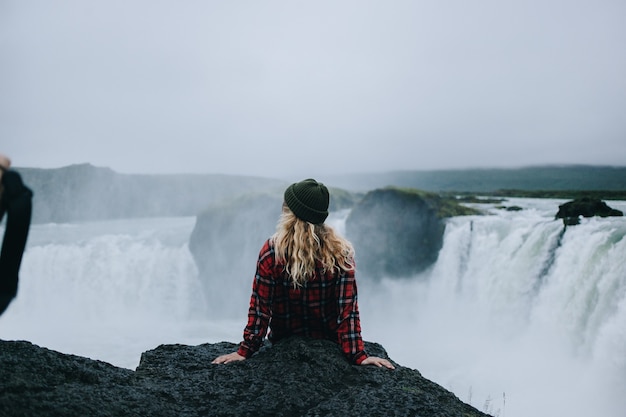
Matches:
[189,192,284,315]
[188,188,363,315]
[188,186,478,302]
[346,187,478,279]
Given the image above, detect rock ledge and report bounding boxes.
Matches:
[1,337,490,417]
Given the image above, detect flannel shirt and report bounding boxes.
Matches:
[237,238,368,364]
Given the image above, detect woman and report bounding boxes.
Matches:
[212,178,394,369]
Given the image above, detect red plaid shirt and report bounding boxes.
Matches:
[237,238,368,364]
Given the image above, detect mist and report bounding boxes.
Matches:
[2,200,625,417]
[2,2,626,415]
[2,0,625,177]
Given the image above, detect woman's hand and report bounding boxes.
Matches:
[212,352,246,364]
[360,356,395,370]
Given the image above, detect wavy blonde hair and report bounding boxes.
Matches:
[273,206,355,287]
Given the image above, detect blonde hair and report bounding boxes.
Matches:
[273,206,355,287]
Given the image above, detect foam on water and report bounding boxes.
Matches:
[1,202,625,416]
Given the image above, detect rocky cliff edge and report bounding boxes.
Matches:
[0,337,490,417]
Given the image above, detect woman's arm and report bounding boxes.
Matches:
[336,267,368,364]
[212,240,275,364]
[336,267,395,370]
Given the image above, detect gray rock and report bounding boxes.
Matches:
[556,197,623,219]
[188,192,284,316]
[188,189,362,316]
[0,338,491,417]
[555,197,623,226]
[345,188,446,279]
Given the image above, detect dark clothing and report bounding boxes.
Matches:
[0,169,33,315]
[237,238,367,364]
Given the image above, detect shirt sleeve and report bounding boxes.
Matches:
[237,240,275,358]
[336,263,368,365]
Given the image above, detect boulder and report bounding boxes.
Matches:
[345,187,478,279]
[0,338,490,417]
[555,197,623,225]
[188,189,362,316]
[188,192,285,316]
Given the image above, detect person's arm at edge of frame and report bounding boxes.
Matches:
[212,240,274,364]
[339,266,395,370]
[0,153,11,208]
[0,153,10,179]
[0,154,10,171]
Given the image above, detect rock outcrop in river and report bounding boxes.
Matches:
[555,197,623,225]
[345,187,478,279]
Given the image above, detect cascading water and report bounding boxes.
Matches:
[360,198,626,417]
[0,217,242,369]
[0,199,624,417]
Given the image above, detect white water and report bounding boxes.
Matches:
[0,217,244,369]
[1,200,625,417]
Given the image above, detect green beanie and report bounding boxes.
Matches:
[284,178,330,224]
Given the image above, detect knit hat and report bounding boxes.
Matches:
[284,178,330,224]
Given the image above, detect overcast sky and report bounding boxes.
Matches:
[1,0,625,178]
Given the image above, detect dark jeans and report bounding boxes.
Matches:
[0,170,33,316]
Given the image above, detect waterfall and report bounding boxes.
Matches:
[360,199,626,417]
[1,200,624,416]
[5,218,205,322]
[0,217,242,369]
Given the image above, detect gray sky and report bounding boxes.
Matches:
[1,0,625,178]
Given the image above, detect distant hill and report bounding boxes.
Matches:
[12,164,626,223]
[15,164,287,223]
[325,165,626,193]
